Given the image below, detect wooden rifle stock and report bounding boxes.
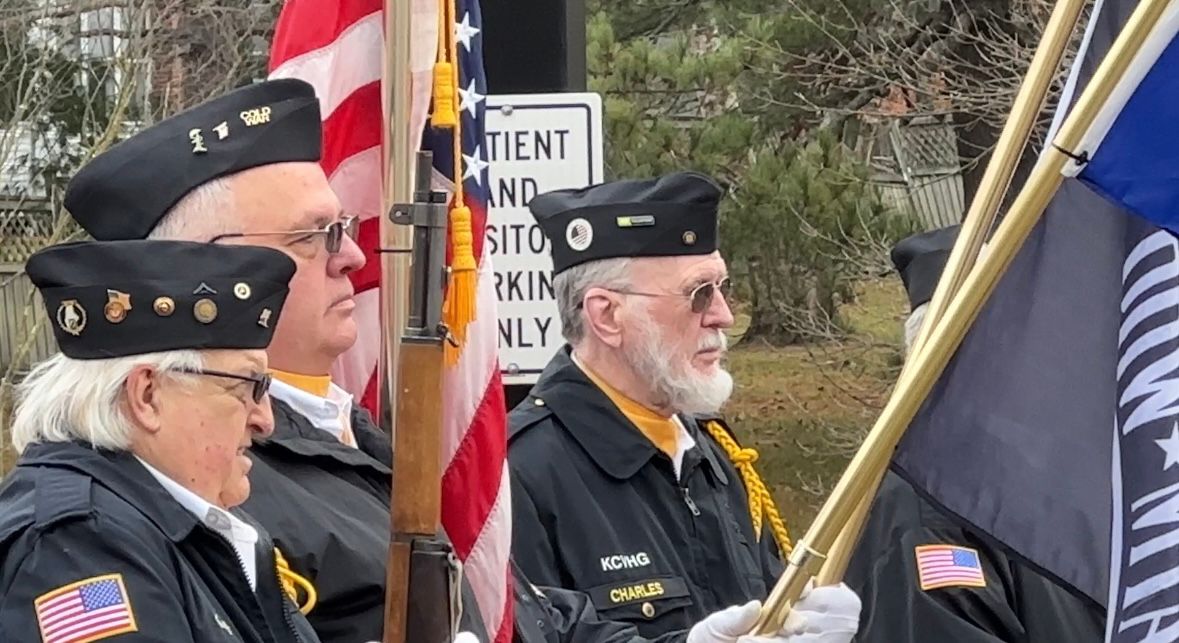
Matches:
[382,152,458,643]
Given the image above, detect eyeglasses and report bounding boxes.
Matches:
[609,277,732,314]
[209,216,359,254]
[177,368,273,404]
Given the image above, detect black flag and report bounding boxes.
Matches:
[891,0,1151,627]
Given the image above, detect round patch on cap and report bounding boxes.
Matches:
[565,218,594,252]
[194,298,218,324]
[682,230,697,246]
[234,282,252,300]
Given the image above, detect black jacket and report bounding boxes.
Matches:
[0,441,318,643]
[239,398,398,643]
[243,394,707,643]
[508,347,784,638]
[845,469,1106,643]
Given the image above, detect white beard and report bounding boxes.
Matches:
[625,307,734,417]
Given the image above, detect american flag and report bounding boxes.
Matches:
[914,544,987,591]
[34,575,138,643]
[268,1,513,642]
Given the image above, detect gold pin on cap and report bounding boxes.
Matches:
[104,289,132,324]
[234,282,251,300]
[682,230,697,246]
[194,298,218,324]
[154,296,175,316]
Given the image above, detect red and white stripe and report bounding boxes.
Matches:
[268,2,513,641]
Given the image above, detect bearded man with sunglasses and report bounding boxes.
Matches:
[508,173,859,639]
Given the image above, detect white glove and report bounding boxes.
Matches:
[685,583,861,643]
[686,600,763,643]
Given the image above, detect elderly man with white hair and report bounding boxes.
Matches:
[508,172,861,641]
[0,239,322,643]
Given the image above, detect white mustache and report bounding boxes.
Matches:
[699,332,727,352]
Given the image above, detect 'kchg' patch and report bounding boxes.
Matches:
[915,544,987,591]
[35,573,138,643]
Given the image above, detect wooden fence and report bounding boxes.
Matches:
[0,264,57,377]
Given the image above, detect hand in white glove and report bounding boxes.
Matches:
[756,583,860,643]
[685,583,861,643]
[686,600,763,643]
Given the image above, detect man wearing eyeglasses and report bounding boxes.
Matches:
[62,79,395,643]
[0,238,322,642]
[508,172,859,639]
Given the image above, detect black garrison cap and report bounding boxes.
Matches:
[26,240,297,360]
[529,171,723,274]
[64,78,322,241]
[890,224,961,309]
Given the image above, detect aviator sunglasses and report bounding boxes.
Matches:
[606,277,732,314]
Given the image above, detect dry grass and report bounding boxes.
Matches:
[725,277,907,532]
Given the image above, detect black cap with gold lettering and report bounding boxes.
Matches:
[25,240,297,359]
[64,78,322,241]
[528,171,723,275]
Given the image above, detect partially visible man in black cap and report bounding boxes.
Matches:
[508,172,861,640]
[843,225,1106,642]
[0,239,322,642]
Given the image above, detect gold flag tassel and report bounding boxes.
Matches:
[704,421,793,555]
[275,547,318,615]
[434,0,477,364]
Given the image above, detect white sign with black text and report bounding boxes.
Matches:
[484,93,604,386]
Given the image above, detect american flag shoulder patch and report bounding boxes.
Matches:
[915,544,987,591]
[34,573,138,643]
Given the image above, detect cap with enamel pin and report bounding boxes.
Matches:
[63,78,322,242]
[25,240,296,359]
[528,171,723,275]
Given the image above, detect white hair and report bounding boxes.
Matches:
[903,302,928,357]
[10,350,205,454]
[148,176,236,241]
[553,257,633,345]
[626,304,734,416]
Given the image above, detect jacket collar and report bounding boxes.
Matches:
[529,346,728,484]
[258,398,392,474]
[18,441,201,542]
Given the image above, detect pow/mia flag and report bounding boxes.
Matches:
[1110,227,1179,640]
